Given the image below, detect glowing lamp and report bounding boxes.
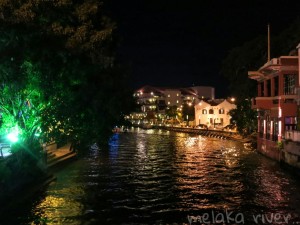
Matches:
[7,131,18,143]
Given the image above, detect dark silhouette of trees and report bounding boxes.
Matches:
[221,17,300,99]
[228,99,257,136]
[222,17,300,135]
[0,0,132,158]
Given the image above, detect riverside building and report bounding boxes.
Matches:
[248,43,300,168]
[194,98,236,129]
[128,85,215,125]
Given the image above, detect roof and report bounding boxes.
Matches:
[199,98,236,106]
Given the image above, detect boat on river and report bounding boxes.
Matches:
[113,126,129,133]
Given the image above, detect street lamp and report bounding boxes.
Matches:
[186,115,189,127]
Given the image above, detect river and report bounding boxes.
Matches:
[1,128,300,225]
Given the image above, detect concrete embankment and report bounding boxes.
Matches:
[153,126,252,143]
[46,143,77,170]
[0,143,77,208]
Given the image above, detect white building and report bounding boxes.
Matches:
[194,99,236,129]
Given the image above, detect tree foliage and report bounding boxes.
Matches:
[221,17,300,100]
[229,99,257,136]
[182,103,194,122]
[0,0,132,161]
[165,106,178,119]
[222,17,300,135]
[221,36,266,99]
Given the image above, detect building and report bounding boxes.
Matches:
[164,89,182,107]
[248,44,299,161]
[130,85,215,125]
[134,85,215,111]
[194,98,236,129]
[134,86,165,112]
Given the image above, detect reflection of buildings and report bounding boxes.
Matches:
[248,43,300,166]
[194,99,236,128]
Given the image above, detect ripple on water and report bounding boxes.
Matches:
[4,129,300,225]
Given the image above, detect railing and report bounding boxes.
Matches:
[258,132,278,141]
[271,134,278,142]
[0,143,12,158]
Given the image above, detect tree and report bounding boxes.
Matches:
[221,17,300,99]
[165,106,178,119]
[222,18,300,136]
[228,99,257,136]
[182,103,194,122]
[221,36,266,99]
[0,0,132,159]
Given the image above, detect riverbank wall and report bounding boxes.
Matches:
[0,143,77,205]
[139,125,254,143]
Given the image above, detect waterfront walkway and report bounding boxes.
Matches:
[46,143,77,169]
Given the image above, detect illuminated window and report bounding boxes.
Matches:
[168,101,170,105]
[176,100,179,103]
[177,93,179,96]
[202,109,207,114]
[219,109,225,114]
[284,74,296,95]
[168,94,170,97]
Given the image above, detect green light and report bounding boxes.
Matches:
[7,131,18,143]
[7,126,19,143]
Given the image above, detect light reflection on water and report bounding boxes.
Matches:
[2,128,300,225]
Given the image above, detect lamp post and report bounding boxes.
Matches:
[186,115,189,127]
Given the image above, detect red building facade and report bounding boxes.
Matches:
[249,55,299,160]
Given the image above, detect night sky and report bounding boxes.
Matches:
[107,0,299,97]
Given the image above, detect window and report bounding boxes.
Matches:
[219,109,224,114]
[202,109,207,114]
[209,109,214,114]
[168,94,171,97]
[168,101,170,105]
[284,74,296,95]
[260,82,264,97]
[285,116,297,130]
[267,79,271,97]
[176,100,179,103]
[274,76,279,96]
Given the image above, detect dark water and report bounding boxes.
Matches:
[1,128,300,225]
